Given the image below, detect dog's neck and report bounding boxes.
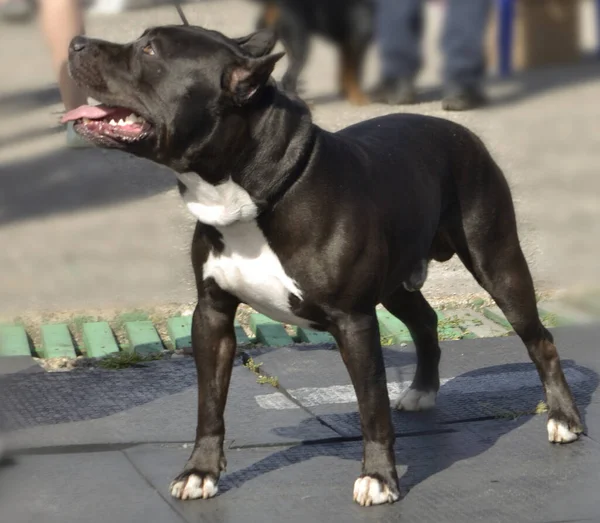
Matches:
[184,85,318,214]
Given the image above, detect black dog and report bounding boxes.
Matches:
[62,25,583,506]
[252,0,374,104]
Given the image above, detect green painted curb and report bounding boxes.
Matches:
[83,322,119,358]
[249,314,294,347]
[124,321,163,355]
[167,316,192,351]
[0,325,31,357]
[538,308,571,328]
[435,311,466,340]
[377,309,412,344]
[234,320,251,346]
[40,324,76,359]
[296,327,335,345]
[482,307,513,331]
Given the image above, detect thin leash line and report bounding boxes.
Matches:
[173,0,189,26]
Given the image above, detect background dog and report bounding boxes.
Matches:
[253,0,375,104]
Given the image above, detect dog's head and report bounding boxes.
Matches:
[63,25,283,171]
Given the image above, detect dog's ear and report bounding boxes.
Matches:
[234,29,278,58]
[223,52,284,105]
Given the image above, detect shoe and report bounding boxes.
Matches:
[66,121,93,148]
[370,77,417,105]
[442,85,488,111]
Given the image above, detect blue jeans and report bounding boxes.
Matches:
[377,0,492,88]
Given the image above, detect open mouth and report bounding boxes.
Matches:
[60,104,153,144]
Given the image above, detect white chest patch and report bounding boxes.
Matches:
[177,174,311,328]
[176,172,259,226]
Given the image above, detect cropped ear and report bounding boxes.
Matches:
[234,29,278,58]
[223,52,284,105]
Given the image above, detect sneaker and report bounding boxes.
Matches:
[442,85,488,111]
[66,121,93,148]
[370,77,417,105]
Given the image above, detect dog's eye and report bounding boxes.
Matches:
[142,44,155,56]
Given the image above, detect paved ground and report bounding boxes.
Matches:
[0,1,599,317]
[1,325,599,522]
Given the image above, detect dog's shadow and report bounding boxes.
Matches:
[217,359,598,497]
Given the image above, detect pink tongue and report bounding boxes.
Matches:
[61,104,118,124]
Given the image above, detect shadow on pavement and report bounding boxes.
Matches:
[215,360,598,497]
[0,147,174,227]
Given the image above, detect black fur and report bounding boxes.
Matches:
[66,25,583,505]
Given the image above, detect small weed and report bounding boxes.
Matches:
[380,335,395,346]
[471,318,483,327]
[244,356,263,374]
[243,356,279,388]
[257,375,279,387]
[483,400,548,420]
[98,351,163,370]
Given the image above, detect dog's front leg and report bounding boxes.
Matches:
[170,289,238,501]
[331,311,400,506]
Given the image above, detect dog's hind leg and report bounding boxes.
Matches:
[330,311,400,506]
[382,288,440,411]
[451,153,583,443]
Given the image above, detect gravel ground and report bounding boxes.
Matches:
[0,0,598,319]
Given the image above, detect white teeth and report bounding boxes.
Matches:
[118,119,126,126]
[125,113,144,124]
[109,119,117,125]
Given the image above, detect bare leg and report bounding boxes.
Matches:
[38,0,87,110]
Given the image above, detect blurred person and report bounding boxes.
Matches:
[1,0,91,145]
[39,0,92,146]
[372,0,492,111]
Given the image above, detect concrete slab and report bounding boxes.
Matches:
[255,327,600,438]
[0,451,183,523]
[0,355,43,376]
[124,416,600,523]
[3,358,337,450]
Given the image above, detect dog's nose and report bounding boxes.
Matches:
[70,36,88,52]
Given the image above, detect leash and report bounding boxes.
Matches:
[173,0,189,26]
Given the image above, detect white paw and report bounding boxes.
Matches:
[170,474,218,500]
[547,419,579,444]
[353,476,399,507]
[396,388,436,411]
